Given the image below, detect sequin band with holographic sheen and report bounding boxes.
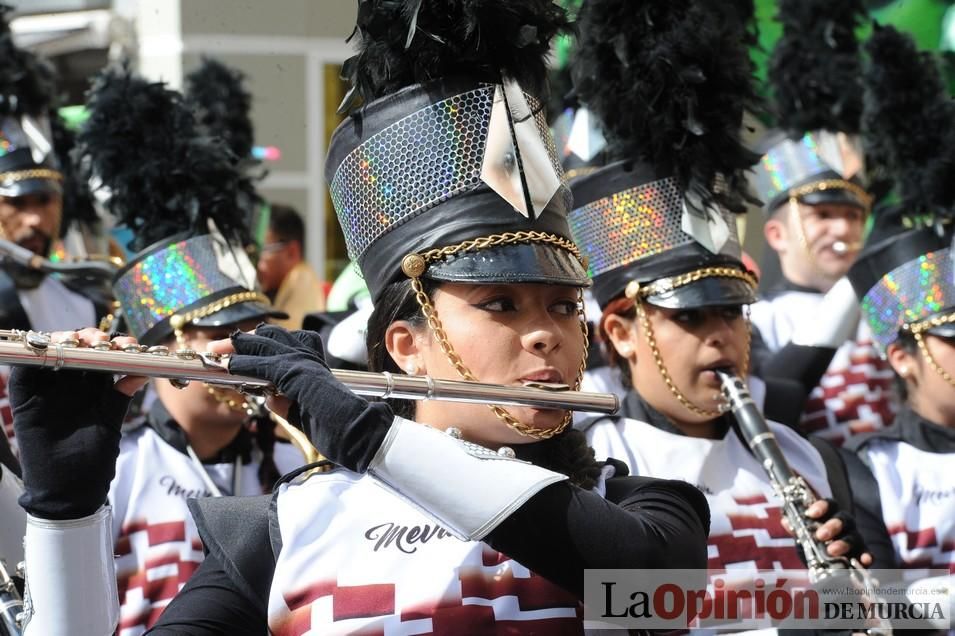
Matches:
[752,133,832,204]
[114,234,251,338]
[329,85,563,263]
[0,116,27,158]
[569,176,740,278]
[861,247,955,350]
[751,130,867,209]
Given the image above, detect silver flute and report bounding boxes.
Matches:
[0,330,619,414]
[716,370,891,634]
[0,238,119,280]
[0,559,22,636]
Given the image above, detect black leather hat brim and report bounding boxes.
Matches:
[426,241,589,287]
[926,321,955,340]
[645,276,757,309]
[190,301,288,329]
[0,177,62,198]
[799,188,867,209]
[764,170,868,215]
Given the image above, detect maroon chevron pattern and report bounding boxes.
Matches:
[800,340,897,446]
[115,518,205,635]
[274,546,582,636]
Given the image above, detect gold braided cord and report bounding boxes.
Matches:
[788,178,873,212]
[629,267,757,300]
[634,298,752,421]
[403,231,589,440]
[0,168,64,184]
[416,231,585,268]
[169,290,272,348]
[907,313,955,388]
[409,274,588,439]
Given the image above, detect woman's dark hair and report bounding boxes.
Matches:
[253,415,281,493]
[599,295,637,387]
[366,277,602,489]
[366,278,433,419]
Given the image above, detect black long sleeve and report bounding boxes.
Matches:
[838,446,898,570]
[146,548,266,635]
[486,476,711,598]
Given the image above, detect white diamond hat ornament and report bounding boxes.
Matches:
[20,113,53,164]
[567,107,606,163]
[681,186,731,255]
[481,78,562,219]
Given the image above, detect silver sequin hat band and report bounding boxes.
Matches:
[750,130,867,213]
[324,77,582,301]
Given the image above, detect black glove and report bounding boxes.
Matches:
[800,497,868,565]
[10,366,134,520]
[229,324,394,472]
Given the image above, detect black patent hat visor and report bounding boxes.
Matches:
[424,242,590,287]
[926,321,955,341]
[644,275,757,310]
[0,175,62,198]
[190,301,288,329]
[799,187,868,210]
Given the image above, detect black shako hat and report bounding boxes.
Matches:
[0,5,61,199]
[567,0,761,310]
[324,0,589,303]
[76,66,284,346]
[749,0,870,216]
[848,26,955,352]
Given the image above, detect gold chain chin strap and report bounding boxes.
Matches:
[168,290,271,348]
[626,271,752,421]
[908,313,955,387]
[403,231,589,440]
[206,385,254,415]
[0,168,64,185]
[167,290,271,411]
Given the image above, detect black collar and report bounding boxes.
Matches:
[146,399,253,464]
[618,390,734,440]
[846,406,955,454]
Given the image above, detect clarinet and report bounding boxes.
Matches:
[715,370,892,635]
[0,559,22,636]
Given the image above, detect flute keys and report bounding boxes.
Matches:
[146,345,170,356]
[122,344,147,353]
[175,349,199,360]
[92,341,112,351]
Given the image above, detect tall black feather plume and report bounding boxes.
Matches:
[339,0,571,113]
[862,25,955,229]
[0,4,58,116]
[75,65,253,252]
[769,0,866,136]
[185,57,254,165]
[50,115,98,236]
[572,0,761,212]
